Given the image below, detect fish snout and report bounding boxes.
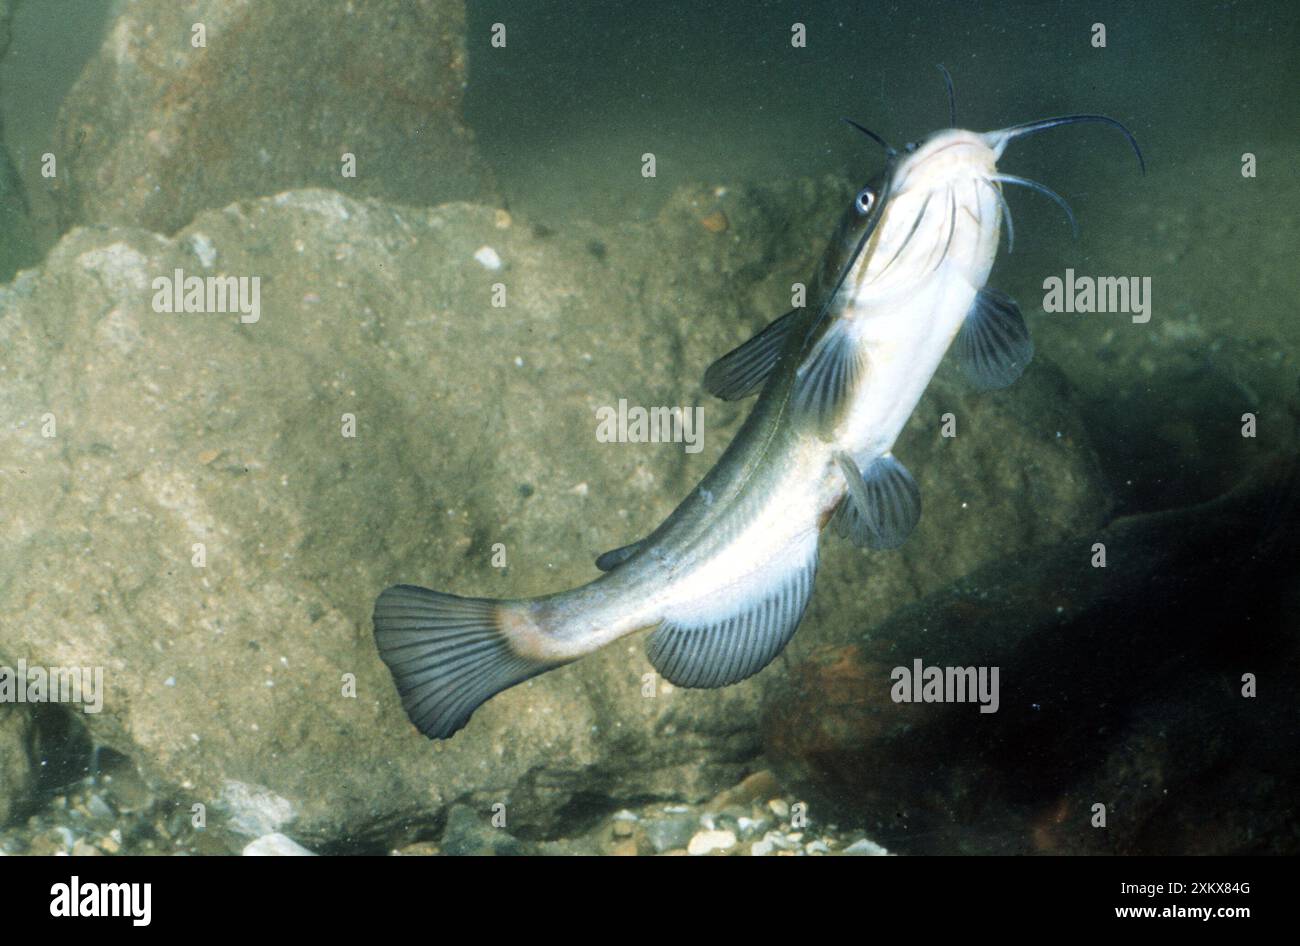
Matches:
[894,130,999,194]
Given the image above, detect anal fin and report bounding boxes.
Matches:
[647,551,817,688]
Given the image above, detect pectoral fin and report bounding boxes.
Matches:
[832,451,921,550]
[791,320,868,428]
[955,287,1034,391]
[703,309,799,400]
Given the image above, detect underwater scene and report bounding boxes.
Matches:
[0,0,1297,862]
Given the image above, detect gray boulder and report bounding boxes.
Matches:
[50,0,495,235]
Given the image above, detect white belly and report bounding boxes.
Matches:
[836,263,979,463]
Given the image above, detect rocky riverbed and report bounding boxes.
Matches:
[0,763,889,856]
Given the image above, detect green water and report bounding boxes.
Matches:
[0,0,1296,857]
[6,1,1296,341]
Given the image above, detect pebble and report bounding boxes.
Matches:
[843,838,891,856]
[767,798,791,819]
[242,832,317,856]
[473,246,502,270]
[699,210,730,233]
[27,834,66,856]
[85,794,115,821]
[644,815,696,854]
[189,233,218,268]
[392,841,440,856]
[687,829,737,856]
[762,829,800,852]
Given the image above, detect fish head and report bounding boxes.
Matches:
[848,127,1005,300]
[826,110,1141,325]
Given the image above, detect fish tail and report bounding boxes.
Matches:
[373,583,566,740]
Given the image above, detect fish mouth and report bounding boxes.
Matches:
[890,134,997,198]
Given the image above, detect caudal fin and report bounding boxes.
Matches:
[373,584,558,740]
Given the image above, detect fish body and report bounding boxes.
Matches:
[515,130,1004,658]
[375,115,1140,739]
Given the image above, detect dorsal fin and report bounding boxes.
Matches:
[703,309,800,400]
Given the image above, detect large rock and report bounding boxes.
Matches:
[51,0,494,235]
[0,175,1110,847]
[0,704,35,826]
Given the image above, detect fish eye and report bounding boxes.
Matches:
[854,187,876,214]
